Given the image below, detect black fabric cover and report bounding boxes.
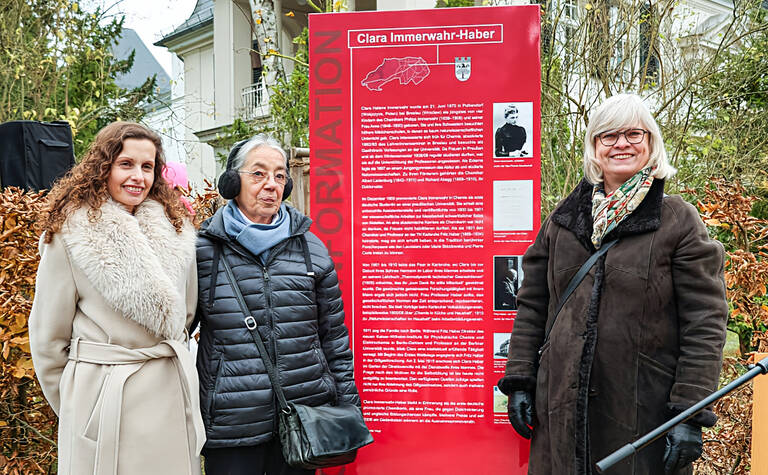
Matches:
[0,120,75,191]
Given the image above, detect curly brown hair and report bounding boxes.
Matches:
[40,121,189,243]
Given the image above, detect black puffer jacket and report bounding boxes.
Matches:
[194,204,359,448]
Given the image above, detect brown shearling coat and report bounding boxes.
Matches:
[499,179,728,475]
[29,199,205,475]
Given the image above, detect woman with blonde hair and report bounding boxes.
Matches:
[499,94,727,474]
[30,122,205,474]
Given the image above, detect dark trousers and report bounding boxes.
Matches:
[202,439,316,475]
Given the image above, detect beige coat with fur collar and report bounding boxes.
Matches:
[30,199,204,475]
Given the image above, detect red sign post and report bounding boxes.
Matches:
[309,6,541,473]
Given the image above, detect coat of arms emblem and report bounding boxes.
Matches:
[455,57,471,81]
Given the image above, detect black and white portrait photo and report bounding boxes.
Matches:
[493,102,533,158]
[493,255,524,311]
[493,332,511,359]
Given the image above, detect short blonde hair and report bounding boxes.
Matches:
[583,93,676,184]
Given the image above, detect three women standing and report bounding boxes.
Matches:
[30,96,727,475]
[30,122,204,475]
[499,94,728,474]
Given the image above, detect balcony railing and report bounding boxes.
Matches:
[241,78,270,120]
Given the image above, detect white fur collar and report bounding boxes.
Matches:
[60,199,196,339]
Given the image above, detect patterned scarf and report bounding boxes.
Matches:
[591,166,655,248]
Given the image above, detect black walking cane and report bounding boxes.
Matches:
[595,355,768,473]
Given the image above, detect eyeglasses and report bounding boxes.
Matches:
[597,128,649,146]
[238,170,288,185]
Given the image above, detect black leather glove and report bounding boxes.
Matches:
[507,390,535,439]
[663,422,703,474]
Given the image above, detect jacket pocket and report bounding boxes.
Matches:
[637,352,675,417]
[313,343,338,402]
[82,369,110,441]
[535,340,551,420]
[537,339,552,365]
[36,138,74,187]
[209,357,225,424]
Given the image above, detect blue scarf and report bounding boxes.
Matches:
[222,200,291,264]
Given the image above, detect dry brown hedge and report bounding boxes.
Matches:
[0,187,56,474]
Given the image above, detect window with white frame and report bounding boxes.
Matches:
[564,0,579,21]
[559,0,580,65]
[609,5,632,79]
[549,0,661,85]
[639,2,659,82]
[607,2,660,83]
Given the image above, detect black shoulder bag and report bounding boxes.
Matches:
[219,248,374,469]
[539,238,618,356]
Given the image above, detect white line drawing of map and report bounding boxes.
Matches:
[360,57,431,91]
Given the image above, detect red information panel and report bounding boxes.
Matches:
[309,6,540,473]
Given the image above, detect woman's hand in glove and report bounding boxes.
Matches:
[507,390,535,439]
[663,422,703,474]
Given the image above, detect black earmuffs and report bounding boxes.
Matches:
[217,139,293,200]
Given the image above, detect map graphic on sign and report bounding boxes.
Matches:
[361,57,430,91]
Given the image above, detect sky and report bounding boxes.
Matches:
[85,0,198,74]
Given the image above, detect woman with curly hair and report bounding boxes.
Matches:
[30,122,205,475]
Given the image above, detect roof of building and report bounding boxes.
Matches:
[112,28,171,98]
[154,0,214,47]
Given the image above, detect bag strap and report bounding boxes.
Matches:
[218,244,292,413]
[540,238,618,349]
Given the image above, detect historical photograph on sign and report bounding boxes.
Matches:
[493,332,511,359]
[493,101,533,158]
[493,385,508,413]
[494,255,524,311]
[493,180,533,231]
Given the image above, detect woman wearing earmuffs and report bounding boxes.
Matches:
[192,134,360,475]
